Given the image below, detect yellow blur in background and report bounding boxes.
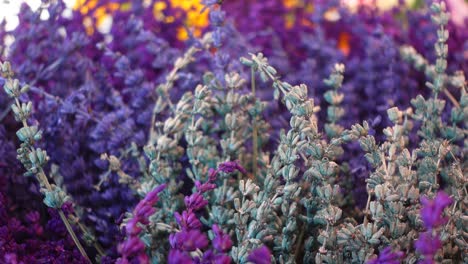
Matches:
[74,0,209,40]
[72,0,419,53]
[73,0,418,35]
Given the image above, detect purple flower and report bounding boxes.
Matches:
[131,184,166,225]
[170,230,209,252]
[175,211,202,231]
[169,163,231,263]
[195,180,217,193]
[214,255,231,264]
[418,260,436,264]
[218,160,247,174]
[118,185,165,263]
[199,250,231,264]
[202,0,220,8]
[60,202,75,216]
[414,192,452,263]
[4,253,18,264]
[118,236,146,257]
[211,225,232,252]
[420,191,453,230]
[124,218,143,236]
[208,168,219,181]
[209,10,226,26]
[367,246,404,264]
[185,193,209,211]
[168,249,193,264]
[247,246,272,264]
[144,184,167,203]
[415,232,442,257]
[133,203,156,223]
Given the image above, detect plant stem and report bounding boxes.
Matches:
[363,193,371,226]
[58,209,92,263]
[13,97,91,263]
[0,100,13,122]
[74,218,106,257]
[251,67,258,179]
[148,33,212,145]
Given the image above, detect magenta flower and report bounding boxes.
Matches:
[420,191,452,230]
[367,246,404,264]
[169,163,236,263]
[118,184,166,264]
[129,183,167,230]
[144,184,167,203]
[195,180,217,193]
[212,225,232,252]
[247,246,272,264]
[168,249,193,264]
[169,230,209,251]
[175,211,202,231]
[218,160,247,174]
[60,202,75,215]
[118,236,146,257]
[199,250,231,264]
[418,260,436,264]
[415,191,452,263]
[133,203,156,223]
[184,193,209,211]
[415,232,442,257]
[4,254,18,264]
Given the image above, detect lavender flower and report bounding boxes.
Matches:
[1,0,467,263]
[212,224,232,252]
[199,250,231,264]
[415,191,453,263]
[247,246,272,264]
[184,193,210,211]
[118,184,166,264]
[367,247,405,264]
[415,232,442,257]
[217,160,247,174]
[175,211,202,230]
[169,161,244,262]
[168,249,193,264]
[169,229,209,252]
[420,191,453,230]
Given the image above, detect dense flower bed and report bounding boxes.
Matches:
[0,0,466,263]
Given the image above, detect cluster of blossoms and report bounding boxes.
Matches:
[0,0,467,263]
[118,184,166,264]
[168,164,238,263]
[415,192,453,263]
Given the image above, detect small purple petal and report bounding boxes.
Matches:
[415,232,441,256]
[247,246,271,264]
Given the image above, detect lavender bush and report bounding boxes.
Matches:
[0,0,466,263]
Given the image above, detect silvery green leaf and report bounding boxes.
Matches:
[0,61,11,73]
[144,145,157,160]
[407,186,419,202]
[266,65,277,76]
[454,238,467,248]
[259,71,268,83]
[337,232,350,245]
[239,57,253,67]
[20,84,30,94]
[3,78,19,98]
[368,238,380,245]
[247,220,258,238]
[370,201,384,221]
[234,198,241,211]
[385,194,400,202]
[334,207,343,222]
[43,185,69,208]
[273,197,282,206]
